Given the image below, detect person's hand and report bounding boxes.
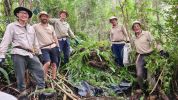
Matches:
[160,50,169,58]
[126,41,130,43]
[58,47,61,52]
[0,58,3,62]
[74,38,80,45]
[0,58,5,66]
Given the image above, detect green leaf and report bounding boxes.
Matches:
[0,67,10,85]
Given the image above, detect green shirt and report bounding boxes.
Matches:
[49,18,75,39]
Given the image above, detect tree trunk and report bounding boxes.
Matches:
[3,0,12,16]
[19,0,25,7]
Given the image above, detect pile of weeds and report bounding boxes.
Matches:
[62,38,135,96]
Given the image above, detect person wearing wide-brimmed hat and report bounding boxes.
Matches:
[109,16,130,67]
[49,10,79,65]
[33,11,59,80]
[0,7,45,98]
[132,21,170,97]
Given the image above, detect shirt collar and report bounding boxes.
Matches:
[39,23,50,26]
[59,18,67,24]
[135,30,144,38]
[14,21,29,27]
[112,24,118,28]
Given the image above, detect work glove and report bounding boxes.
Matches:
[0,58,3,62]
[0,58,5,66]
[126,41,130,43]
[57,47,61,52]
[160,50,169,58]
[74,38,80,46]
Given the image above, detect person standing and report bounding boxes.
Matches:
[0,7,45,97]
[49,10,78,65]
[33,11,59,80]
[132,21,154,94]
[109,16,130,67]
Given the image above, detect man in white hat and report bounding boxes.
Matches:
[49,10,79,65]
[0,7,45,98]
[109,16,130,67]
[33,11,59,80]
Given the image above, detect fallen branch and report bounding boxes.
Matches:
[149,68,164,94]
[0,82,17,91]
[52,79,78,100]
[47,74,79,100]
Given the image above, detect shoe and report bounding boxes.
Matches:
[18,90,28,100]
[135,89,142,94]
[135,89,143,99]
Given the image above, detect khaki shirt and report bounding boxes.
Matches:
[0,21,41,58]
[110,24,129,44]
[49,18,75,39]
[134,31,153,54]
[33,23,57,49]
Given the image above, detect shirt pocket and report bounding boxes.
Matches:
[14,30,26,39]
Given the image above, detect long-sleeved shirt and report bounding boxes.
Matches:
[49,18,75,39]
[33,23,57,49]
[134,31,153,54]
[110,24,129,44]
[0,21,41,58]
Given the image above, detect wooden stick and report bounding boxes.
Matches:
[52,80,77,100]
[62,84,67,100]
[47,74,78,100]
[63,94,67,100]
[149,68,164,94]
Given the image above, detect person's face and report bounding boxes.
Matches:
[110,19,117,26]
[17,11,29,21]
[133,23,142,33]
[40,14,49,24]
[59,12,67,19]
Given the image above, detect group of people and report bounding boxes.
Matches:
[109,16,164,94]
[0,6,77,98]
[0,6,166,98]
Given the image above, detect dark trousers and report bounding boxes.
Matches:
[12,54,45,91]
[111,43,125,67]
[58,38,70,64]
[136,53,153,90]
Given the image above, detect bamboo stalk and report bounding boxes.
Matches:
[47,72,80,99]
[52,80,77,100]
[62,84,67,100]
[63,94,67,100]
[149,68,164,94]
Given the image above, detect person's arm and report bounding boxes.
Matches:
[109,30,112,42]
[147,31,162,51]
[52,27,59,47]
[33,28,42,55]
[68,24,75,38]
[48,18,58,25]
[0,24,13,58]
[122,25,130,42]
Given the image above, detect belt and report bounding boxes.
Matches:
[40,42,55,49]
[111,40,125,42]
[58,36,68,41]
[137,52,153,56]
[13,46,34,53]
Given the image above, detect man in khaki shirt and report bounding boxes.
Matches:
[33,11,59,80]
[132,21,154,93]
[0,7,45,97]
[109,16,129,67]
[49,10,78,65]
[133,21,170,99]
